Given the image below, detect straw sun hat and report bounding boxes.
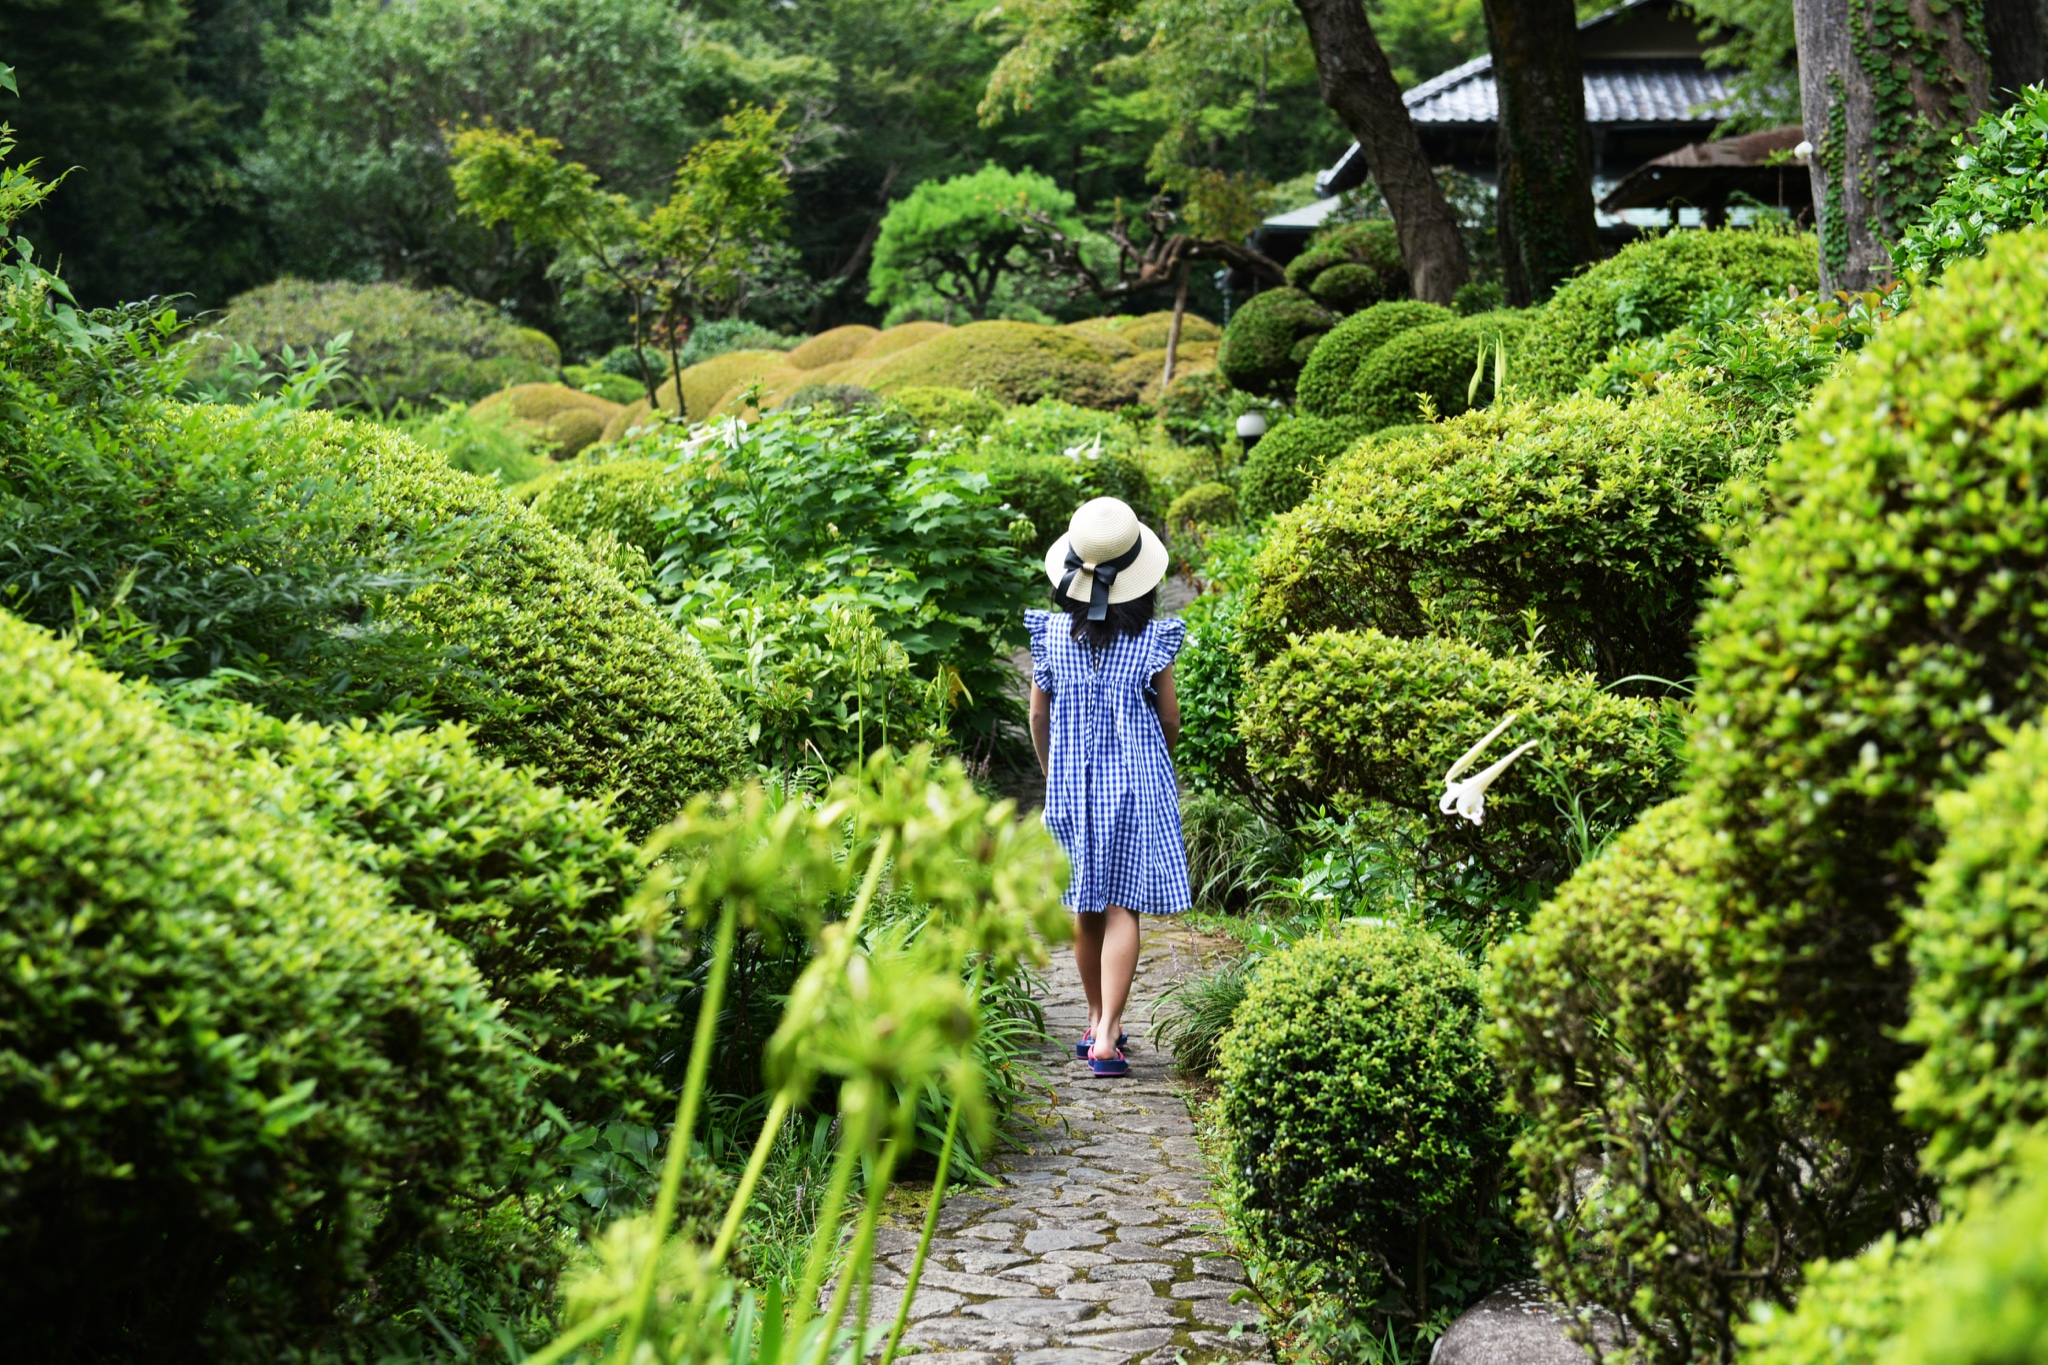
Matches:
[1042,497,1169,620]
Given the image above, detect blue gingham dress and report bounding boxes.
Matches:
[1028,609,1192,915]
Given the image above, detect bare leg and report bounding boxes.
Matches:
[1091,906,1141,1060]
[1073,911,1106,1041]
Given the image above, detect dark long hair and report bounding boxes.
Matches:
[1051,583,1157,652]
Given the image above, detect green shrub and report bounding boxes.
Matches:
[1217,287,1337,397]
[562,362,646,404]
[1240,629,1676,883]
[1237,415,1377,521]
[191,277,561,415]
[284,410,747,836]
[671,320,800,370]
[393,402,557,487]
[1295,300,1454,417]
[1175,590,1257,795]
[971,400,1160,532]
[524,457,680,563]
[215,710,678,1136]
[1894,86,2048,281]
[1897,716,2048,1187]
[1737,1229,1937,1365]
[1155,954,1253,1077]
[1166,480,1238,529]
[0,612,524,1357]
[470,382,621,458]
[1156,368,1275,448]
[888,384,1005,437]
[1515,229,1819,397]
[1217,921,1517,1326]
[862,320,1136,409]
[785,324,882,369]
[779,382,883,413]
[1240,390,1747,682]
[1178,788,1296,912]
[1344,310,1529,428]
[1284,219,1407,307]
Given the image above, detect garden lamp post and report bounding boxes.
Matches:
[1236,412,1267,450]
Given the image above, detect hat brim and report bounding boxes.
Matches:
[1044,523,1171,606]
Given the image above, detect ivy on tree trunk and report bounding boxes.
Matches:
[1483,0,1601,304]
[1291,0,1471,305]
[1794,0,1991,291]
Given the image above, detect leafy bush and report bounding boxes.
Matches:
[969,399,1160,532]
[1217,921,1518,1329]
[393,402,557,486]
[1237,414,1378,521]
[1340,310,1528,428]
[1217,287,1337,397]
[779,382,882,414]
[1894,85,2048,281]
[861,320,1137,409]
[1897,716,2048,1187]
[0,612,524,1358]
[1284,219,1407,308]
[285,411,747,836]
[470,381,622,457]
[1240,389,1748,682]
[563,362,647,404]
[1178,788,1296,912]
[1513,229,1819,397]
[1167,480,1238,530]
[1175,590,1257,795]
[1157,368,1276,448]
[523,457,678,563]
[1295,300,1454,417]
[887,384,1005,437]
[1155,954,1253,1077]
[191,278,560,414]
[1240,629,1676,883]
[670,319,800,370]
[214,711,677,1138]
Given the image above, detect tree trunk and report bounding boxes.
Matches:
[1483,0,1601,304]
[1983,0,2045,102]
[1291,0,1470,304]
[1161,260,1190,389]
[1795,0,1993,291]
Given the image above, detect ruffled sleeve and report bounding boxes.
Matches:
[1147,617,1188,677]
[1025,610,1056,692]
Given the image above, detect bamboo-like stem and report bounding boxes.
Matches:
[877,957,986,1365]
[612,892,742,1364]
[813,1120,906,1365]
[709,1088,796,1269]
[787,1098,875,1352]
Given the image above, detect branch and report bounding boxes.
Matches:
[1004,195,1286,299]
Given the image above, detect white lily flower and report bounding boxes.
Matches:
[1062,432,1104,461]
[1438,712,1540,826]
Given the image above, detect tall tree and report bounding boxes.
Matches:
[1482,0,1598,304]
[1291,0,1469,304]
[1793,0,1991,290]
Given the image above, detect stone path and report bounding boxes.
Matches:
[862,924,1269,1365]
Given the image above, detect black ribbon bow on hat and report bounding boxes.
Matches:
[1059,536,1144,621]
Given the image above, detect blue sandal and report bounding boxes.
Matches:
[1076,1031,1129,1059]
[1088,1049,1131,1077]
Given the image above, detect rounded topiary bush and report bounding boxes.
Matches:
[1897,717,2048,1186]
[888,385,1005,436]
[862,321,1136,409]
[469,381,622,458]
[1295,300,1453,417]
[860,320,952,360]
[1218,920,1515,1316]
[1516,228,1819,397]
[273,410,746,836]
[1166,480,1238,530]
[1157,369,1268,448]
[192,278,560,415]
[1239,628,1675,881]
[657,348,791,422]
[784,324,881,369]
[1284,218,1406,305]
[1063,310,1223,355]
[1237,414,1377,521]
[780,382,883,414]
[220,711,679,1134]
[0,612,523,1358]
[1345,309,1530,428]
[1240,389,1743,681]
[1217,287,1337,397]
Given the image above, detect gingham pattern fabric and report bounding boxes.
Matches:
[1027,609,1192,915]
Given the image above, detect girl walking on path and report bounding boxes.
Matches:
[1027,497,1192,1078]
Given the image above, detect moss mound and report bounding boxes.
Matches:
[1063,310,1222,355]
[600,397,658,444]
[656,349,792,422]
[785,324,880,369]
[1517,229,1820,396]
[0,611,521,1356]
[889,385,1005,437]
[1296,301,1455,418]
[1217,288,1337,398]
[272,410,746,835]
[861,320,1137,409]
[469,382,622,458]
[860,320,952,360]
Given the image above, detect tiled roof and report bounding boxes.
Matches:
[1403,59,1743,125]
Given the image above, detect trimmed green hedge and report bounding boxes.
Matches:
[1239,629,1676,884]
[0,612,523,1357]
[524,456,680,563]
[888,385,1005,437]
[1295,300,1454,417]
[1217,287,1337,397]
[1218,921,1515,1322]
[1166,480,1238,529]
[1240,389,1746,682]
[1238,414,1380,522]
[1897,716,2048,1187]
[1345,310,1531,429]
[1284,218,1406,302]
[278,411,746,836]
[1515,229,1818,397]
